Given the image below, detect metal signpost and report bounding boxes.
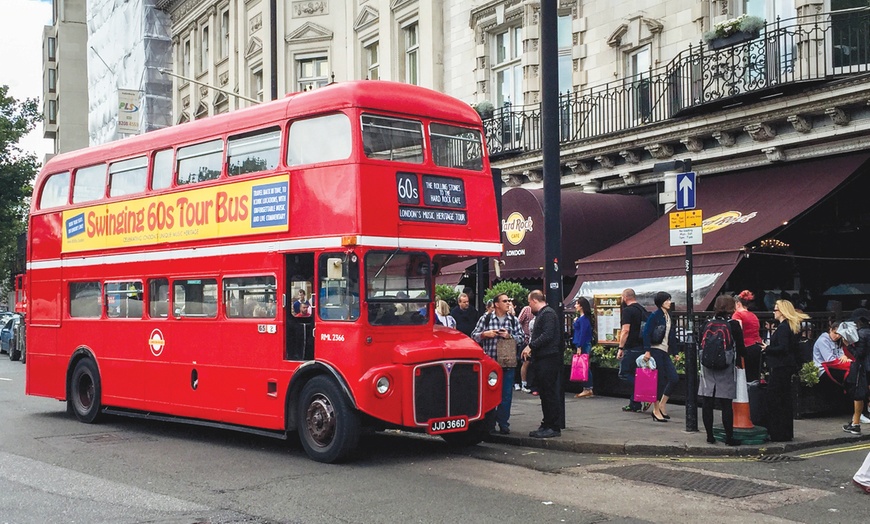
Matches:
[664,162,700,432]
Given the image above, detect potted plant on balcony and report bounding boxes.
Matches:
[473,100,494,120]
[703,14,765,50]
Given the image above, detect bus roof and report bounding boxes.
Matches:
[38,81,481,178]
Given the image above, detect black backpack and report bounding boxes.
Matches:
[700,319,735,370]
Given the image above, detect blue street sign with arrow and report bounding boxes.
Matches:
[676,171,696,211]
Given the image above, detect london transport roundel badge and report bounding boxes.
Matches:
[149,329,166,357]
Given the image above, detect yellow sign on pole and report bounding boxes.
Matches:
[669,210,703,229]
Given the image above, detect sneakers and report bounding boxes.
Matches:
[861,414,870,424]
[622,404,642,413]
[843,423,861,435]
[528,427,561,438]
[521,386,531,393]
[513,383,521,391]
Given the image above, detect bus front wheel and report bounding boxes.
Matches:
[69,358,102,423]
[297,376,360,463]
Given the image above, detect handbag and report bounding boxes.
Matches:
[495,337,517,368]
[651,324,666,345]
[634,367,658,403]
[570,353,589,382]
[633,356,658,403]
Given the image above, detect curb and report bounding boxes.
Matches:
[484,431,870,456]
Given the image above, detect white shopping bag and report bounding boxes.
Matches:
[854,451,870,494]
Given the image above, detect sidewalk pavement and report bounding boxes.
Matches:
[485,391,870,456]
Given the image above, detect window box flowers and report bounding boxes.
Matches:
[704,14,765,50]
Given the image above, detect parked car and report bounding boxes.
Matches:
[1,315,22,360]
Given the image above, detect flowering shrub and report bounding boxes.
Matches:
[703,14,765,43]
[799,361,820,387]
[590,345,620,369]
[671,352,687,375]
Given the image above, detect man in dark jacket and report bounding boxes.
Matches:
[520,290,563,438]
[450,293,480,337]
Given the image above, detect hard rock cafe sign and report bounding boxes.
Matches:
[502,212,534,246]
[702,211,758,233]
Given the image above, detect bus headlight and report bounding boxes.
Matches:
[376,376,391,394]
[487,371,498,387]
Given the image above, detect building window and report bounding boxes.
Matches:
[558,14,572,93]
[365,41,379,80]
[297,56,328,91]
[627,45,652,120]
[492,26,522,107]
[200,25,210,73]
[183,39,191,78]
[47,37,56,61]
[220,10,230,59]
[251,67,263,101]
[48,99,57,124]
[48,68,57,93]
[403,22,419,85]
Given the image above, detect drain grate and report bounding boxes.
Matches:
[757,454,805,462]
[597,464,787,499]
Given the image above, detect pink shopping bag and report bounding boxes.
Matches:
[570,353,589,382]
[633,367,658,403]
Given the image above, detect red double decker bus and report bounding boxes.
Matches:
[25,81,502,462]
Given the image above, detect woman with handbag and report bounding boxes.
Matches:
[573,297,595,398]
[762,299,809,441]
[698,295,746,445]
[641,292,680,422]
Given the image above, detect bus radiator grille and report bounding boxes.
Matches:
[414,362,480,424]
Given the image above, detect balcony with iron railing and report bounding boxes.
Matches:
[484,8,870,158]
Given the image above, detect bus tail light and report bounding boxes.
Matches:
[487,371,498,387]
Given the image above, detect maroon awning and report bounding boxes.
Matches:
[571,152,870,309]
[499,188,657,279]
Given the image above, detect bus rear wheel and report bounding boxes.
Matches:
[69,358,102,423]
[297,376,359,463]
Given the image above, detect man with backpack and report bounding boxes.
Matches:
[617,288,648,413]
[471,293,525,435]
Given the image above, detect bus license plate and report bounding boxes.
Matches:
[427,416,469,435]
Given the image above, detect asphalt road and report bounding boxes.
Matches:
[1,357,868,523]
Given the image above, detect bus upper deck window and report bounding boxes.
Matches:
[361,115,424,164]
[176,140,223,185]
[72,164,108,204]
[38,171,71,209]
[109,156,148,197]
[152,149,174,190]
[228,127,281,175]
[430,123,483,171]
[287,114,351,166]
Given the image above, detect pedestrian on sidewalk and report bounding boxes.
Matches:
[472,293,525,435]
[733,290,764,382]
[516,304,534,393]
[450,293,479,337]
[698,295,746,445]
[521,290,563,438]
[617,288,649,413]
[844,308,870,436]
[641,292,680,423]
[762,299,808,442]
[573,297,595,399]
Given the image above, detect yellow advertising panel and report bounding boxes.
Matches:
[62,175,289,253]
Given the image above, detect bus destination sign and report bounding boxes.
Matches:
[396,173,467,225]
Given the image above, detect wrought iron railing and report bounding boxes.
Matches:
[485,8,870,156]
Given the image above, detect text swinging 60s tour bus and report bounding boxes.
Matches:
[24,81,503,462]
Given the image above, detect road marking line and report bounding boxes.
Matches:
[0,378,12,381]
[598,456,756,463]
[797,442,870,458]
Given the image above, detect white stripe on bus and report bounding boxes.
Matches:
[26,236,502,271]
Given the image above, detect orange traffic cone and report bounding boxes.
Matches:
[733,363,753,429]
